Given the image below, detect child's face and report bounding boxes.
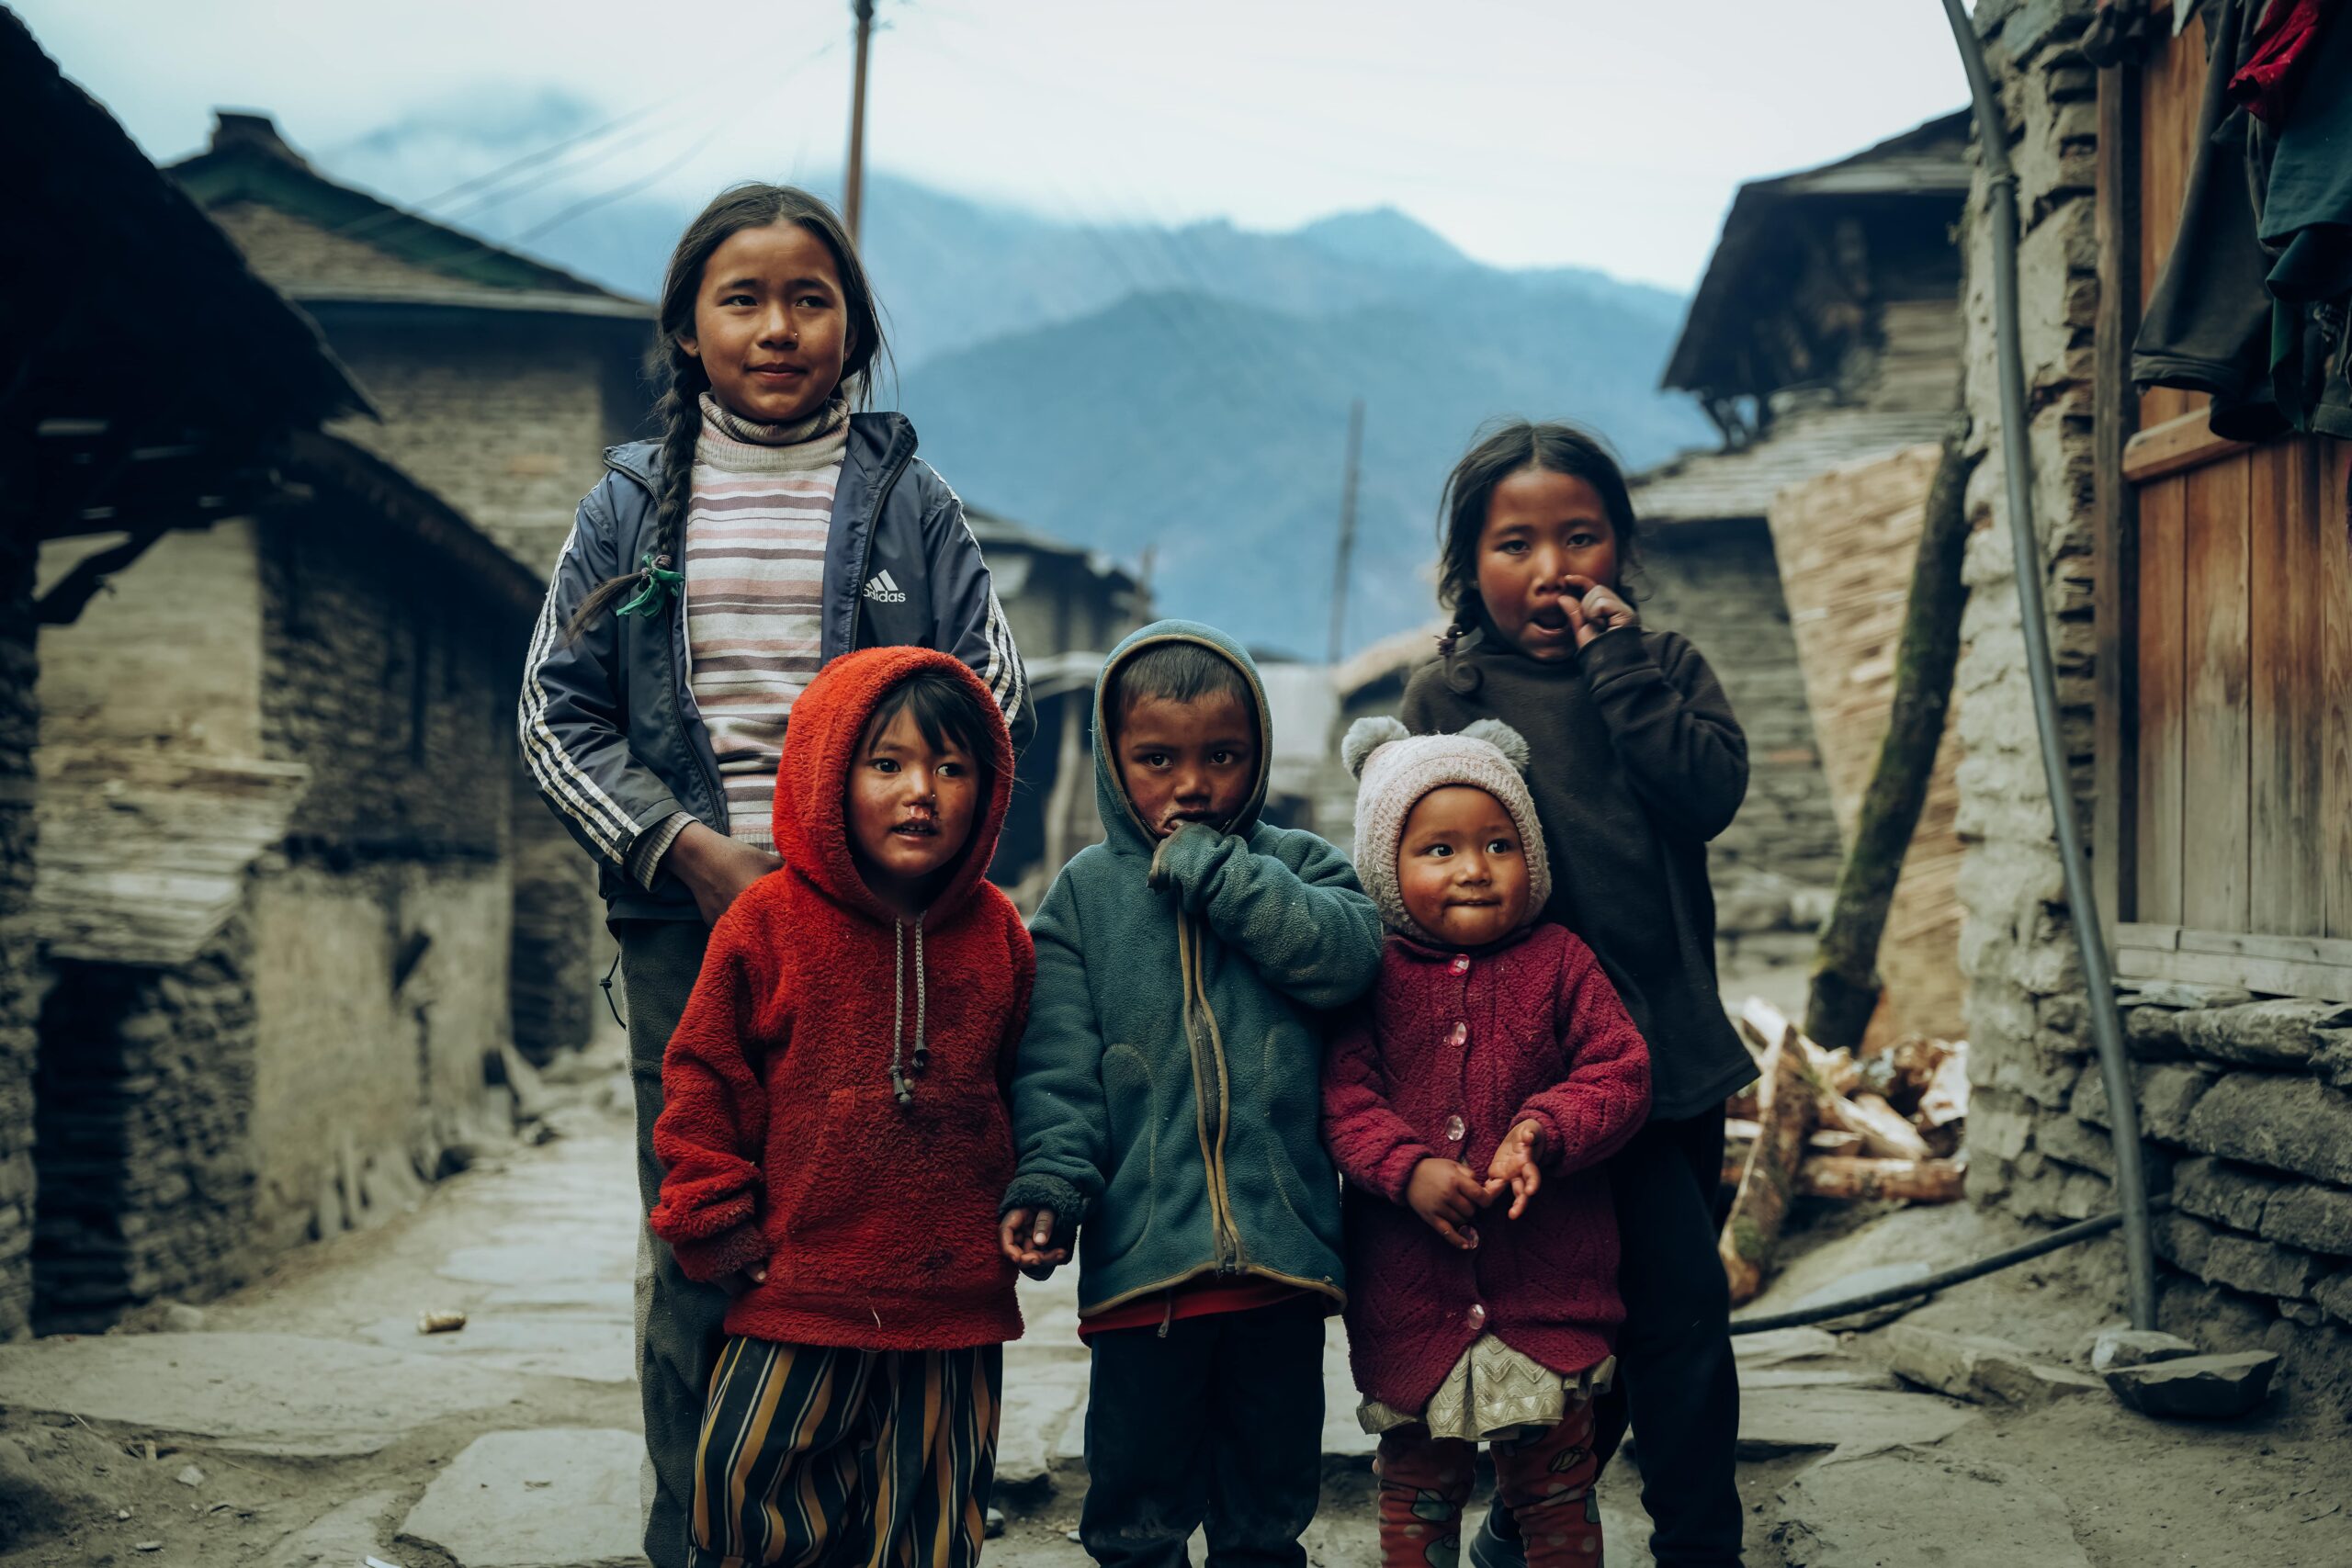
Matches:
[1475,468,1621,661]
[1396,785,1531,946]
[845,707,980,899]
[680,220,850,426]
[1116,691,1258,840]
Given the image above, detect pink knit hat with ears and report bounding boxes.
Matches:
[1342,716,1552,941]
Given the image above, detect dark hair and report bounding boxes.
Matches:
[566,184,892,637]
[1105,642,1253,733]
[1434,420,1644,637]
[864,668,998,777]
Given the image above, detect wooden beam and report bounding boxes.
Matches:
[2094,58,2143,933]
[33,525,167,624]
[2121,410,2253,483]
[2113,942,2352,1004]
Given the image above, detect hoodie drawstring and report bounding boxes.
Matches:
[889,916,930,1105]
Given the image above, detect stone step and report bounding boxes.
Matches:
[399,1427,646,1568]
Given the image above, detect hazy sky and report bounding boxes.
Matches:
[22,0,1969,289]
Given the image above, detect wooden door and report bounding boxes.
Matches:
[2098,5,2352,999]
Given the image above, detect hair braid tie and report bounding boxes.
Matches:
[616,377,700,619]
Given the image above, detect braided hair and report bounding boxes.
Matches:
[1433,419,1645,654]
[566,184,891,638]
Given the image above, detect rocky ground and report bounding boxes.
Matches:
[0,1046,2344,1568]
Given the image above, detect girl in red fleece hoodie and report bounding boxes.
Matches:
[1325,717,1649,1568]
[650,647,1035,1568]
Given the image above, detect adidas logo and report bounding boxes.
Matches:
[863,570,908,604]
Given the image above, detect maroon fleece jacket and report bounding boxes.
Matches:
[649,646,1035,1351]
[1323,925,1649,1415]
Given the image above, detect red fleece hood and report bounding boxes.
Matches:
[773,646,1015,921]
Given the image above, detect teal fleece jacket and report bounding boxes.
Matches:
[1001,622,1384,1318]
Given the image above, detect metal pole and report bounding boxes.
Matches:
[1327,398,1363,666]
[1939,0,2159,1331]
[844,0,876,243]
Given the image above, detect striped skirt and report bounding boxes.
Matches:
[690,1336,1002,1568]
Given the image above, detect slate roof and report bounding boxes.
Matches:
[167,111,650,320]
[1663,110,1971,400]
[3,17,366,446]
[1631,402,1955,526]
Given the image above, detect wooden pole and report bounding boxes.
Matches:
[1327,398,1363,665]
[1804,408,1976,1050]
[843,0,876,243]
[1718,1016,1817,1304]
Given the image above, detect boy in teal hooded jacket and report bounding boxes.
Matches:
[1000,620,1383,1568]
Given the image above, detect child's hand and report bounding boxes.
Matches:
[1405,1159,1492,1250]
[723,1262,770,1297]
[1564,576,1637,649]
[1484,1119,1545,1220]
[999,1208,1070,1270]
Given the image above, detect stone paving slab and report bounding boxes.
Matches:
[997,1356,1089,1495]
[1770,1443,2092,1566]
[400,1427,646,1568]
[262,1488,401,1568]
[1736,1384,1979,1461]
[0,1333,554,1458]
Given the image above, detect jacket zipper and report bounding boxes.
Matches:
[844,441,916,653]
[1179,914,1244,1272]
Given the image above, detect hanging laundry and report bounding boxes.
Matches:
[2132,0,2288,440]
[2256,4,2352,435]
[2229,0,2336,122]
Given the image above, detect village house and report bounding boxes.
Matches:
[1631,111,1972,952]
[0,16,551,1335]
[1957,0,2352,1399]
[166,110,660,1068]
[964,505,1149,904]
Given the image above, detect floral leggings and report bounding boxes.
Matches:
[1374,1400,1604,1568]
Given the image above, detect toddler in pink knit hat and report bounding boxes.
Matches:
[1324,716,1652,1568]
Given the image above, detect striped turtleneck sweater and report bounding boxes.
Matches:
[628,393,849,880]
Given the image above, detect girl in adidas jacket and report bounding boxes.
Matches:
[515,182,1027,1568]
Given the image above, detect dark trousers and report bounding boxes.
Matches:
[1080,1300,1327,1568]
[617,918,735,1568]
[1492,1107,1742,1567]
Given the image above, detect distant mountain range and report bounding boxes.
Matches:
[334,122,1713,654]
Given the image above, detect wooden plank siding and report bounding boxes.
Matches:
[2102,10,2352,997]
[2327,443,2352,942]
[2179,457,2251,932]
[2247,443,2323,937]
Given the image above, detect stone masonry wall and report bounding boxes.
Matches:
[31,925,257,1333]
[1640,519,1847,964]
[0,537,40,1338]
[322,317,638,577]
[1957,0,2352,1401]
[251,507,523,1252]
[509,761,598,1067]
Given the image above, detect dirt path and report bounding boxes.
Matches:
[2,1055,2337,1566]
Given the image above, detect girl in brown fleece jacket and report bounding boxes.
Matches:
[1402,422,1749,1568]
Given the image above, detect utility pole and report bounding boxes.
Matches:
[843,0,876,242]
[1326,398,1364,667]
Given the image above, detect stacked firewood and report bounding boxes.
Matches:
[1716,998,1968,1304]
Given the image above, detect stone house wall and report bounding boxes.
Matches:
[32,927,255,1333]
[1640,520,1847,971]
[249,508,521,1249]
[320,314,647,576]
[27,507,537,1320]
[509,768,598,1069]
[0,542,39,1338]
[1956,0,2352,1400]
